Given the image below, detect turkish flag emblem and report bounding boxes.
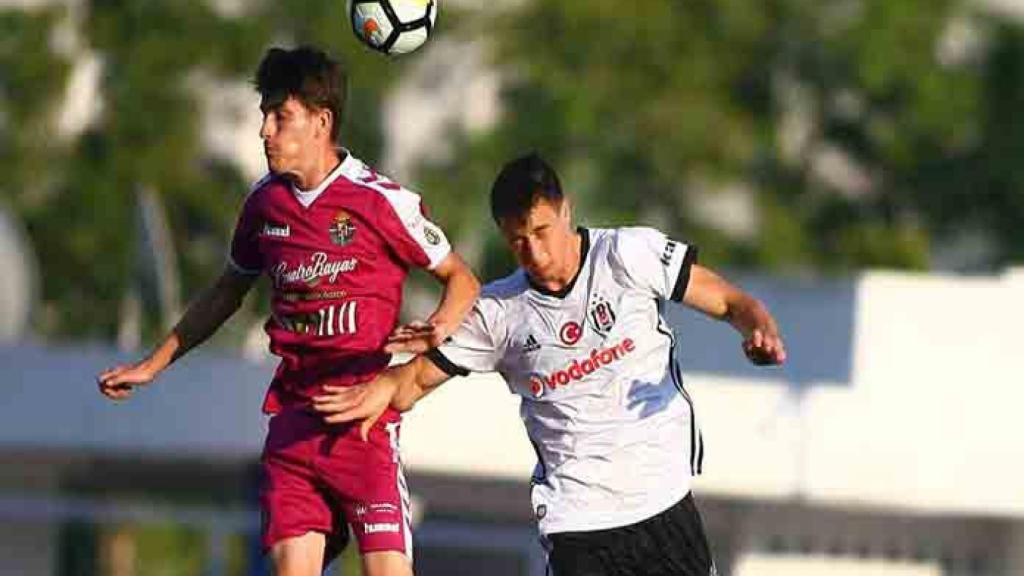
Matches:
[559,321,582,345]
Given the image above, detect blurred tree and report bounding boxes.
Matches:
[417,0,1024,275]
[0,1,410,340]
[0,9,71,209]
[4,0,1023,340]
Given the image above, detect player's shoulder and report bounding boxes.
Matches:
[241,172,287,209]
[337,153,422,208]
[466,271,528,336]
[587,225,665,260]
[480,269,531,301]
[610,225,668,245]
[475,270,532,320]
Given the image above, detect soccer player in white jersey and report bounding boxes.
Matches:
[313,153,787,576]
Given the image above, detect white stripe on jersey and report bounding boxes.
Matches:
[325,305,335,336]
[338,155,452,270]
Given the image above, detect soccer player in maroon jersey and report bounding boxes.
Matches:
[97,46,480,576]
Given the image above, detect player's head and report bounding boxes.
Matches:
[254,46,347,176]
[491,153,577,283]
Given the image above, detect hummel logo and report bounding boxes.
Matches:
[262,222,290,238]
[523,334,541,353]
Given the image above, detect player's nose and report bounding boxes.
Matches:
[523,243,548,269]
[259,114,275,140]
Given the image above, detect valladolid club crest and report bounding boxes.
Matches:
[588,294,617,336]
[329,211,356,246]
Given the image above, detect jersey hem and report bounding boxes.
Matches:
[538,484,692,536]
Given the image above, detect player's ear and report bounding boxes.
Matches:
[317,107,334,139]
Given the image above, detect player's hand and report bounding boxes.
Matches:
[97,362,156,401]
[384,320,444,354]
[742,328,787,366]
[312,379,399,441]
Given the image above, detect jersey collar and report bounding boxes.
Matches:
[289,150,357,208]
[527,227,590,299]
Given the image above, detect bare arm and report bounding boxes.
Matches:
[313,354,453,439]
[386,252,481,353]
[97,266,258,399]
[682,264,786,365]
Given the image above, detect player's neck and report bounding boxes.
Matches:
[290,148,344,192]
[559,231,584,286]
[531,230,583,293]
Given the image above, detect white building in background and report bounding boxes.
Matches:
[382,37,501,179]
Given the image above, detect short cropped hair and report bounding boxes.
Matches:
[490,153,564,222]
[254,46,347,143]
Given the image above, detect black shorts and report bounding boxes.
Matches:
[547,492,716,576]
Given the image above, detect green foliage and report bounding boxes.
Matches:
[131,524,206,576]
[3,0,1024,340]
[0,9,71,204]
[417,0,1023,276]
[0,1,408,339]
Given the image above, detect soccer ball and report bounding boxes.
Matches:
[348,0,437,55]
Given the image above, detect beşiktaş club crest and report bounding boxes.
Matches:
[329,210,356,246]
[588,293,617,336]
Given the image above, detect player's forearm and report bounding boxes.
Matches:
[723,294,778,339]
[381,362,421,412]
[142,274,249,376]
[427,255,480,339]
[389,355,448,412]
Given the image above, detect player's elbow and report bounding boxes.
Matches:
[464,268,481,299]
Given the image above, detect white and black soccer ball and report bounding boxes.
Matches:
[348,0,437,55]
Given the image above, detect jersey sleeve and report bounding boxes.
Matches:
[612,227,698,301]
[373,185,453,270]
[227,187,264,276]
[425,297,506,377]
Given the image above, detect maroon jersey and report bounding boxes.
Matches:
[229,153,452,413]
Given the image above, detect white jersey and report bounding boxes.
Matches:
[429,227,703,535]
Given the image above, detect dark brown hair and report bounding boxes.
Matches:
[254,46,347,143]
